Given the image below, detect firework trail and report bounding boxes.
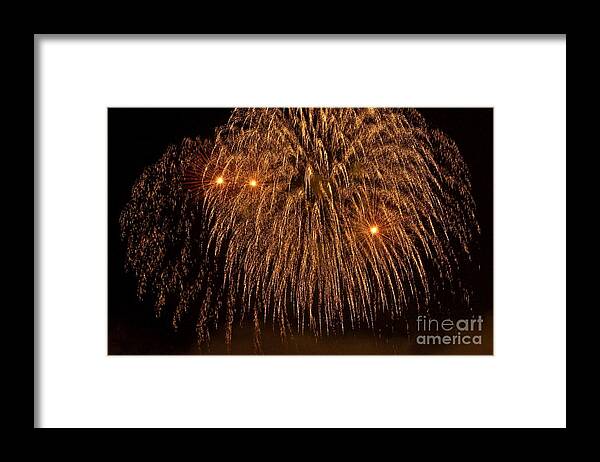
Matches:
[120,108,479,351]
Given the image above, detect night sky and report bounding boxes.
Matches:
[108,108,493,355]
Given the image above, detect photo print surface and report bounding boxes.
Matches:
[108,108,493,355]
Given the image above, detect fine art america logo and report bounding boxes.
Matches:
[416,315,484,345]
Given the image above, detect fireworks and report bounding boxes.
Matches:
[120,108,479,351]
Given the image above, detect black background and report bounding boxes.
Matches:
[108,108,493,354]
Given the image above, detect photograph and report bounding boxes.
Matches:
[108,107,493,355]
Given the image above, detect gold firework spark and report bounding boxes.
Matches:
[120,108,479,350]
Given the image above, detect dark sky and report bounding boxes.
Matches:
[108,108,493,355]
